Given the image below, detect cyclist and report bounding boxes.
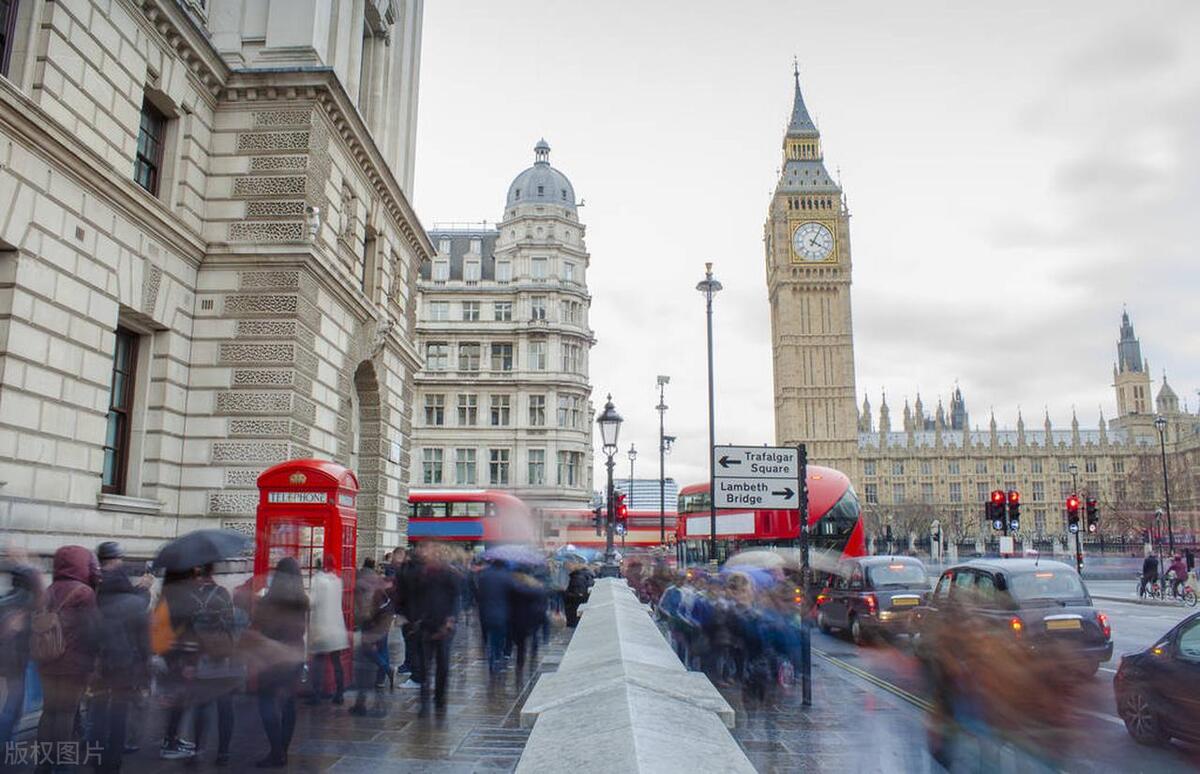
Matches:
[1139,554,1159,598]
[1168,554,1188,599]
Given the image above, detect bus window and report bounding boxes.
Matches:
[813,487,859,544]
[411,502,447,519]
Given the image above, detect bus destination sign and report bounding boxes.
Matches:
[712,445,800,509]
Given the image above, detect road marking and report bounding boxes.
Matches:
[815,648,935,713]
[1077,708,1124,727]
[1098,667,1117,673]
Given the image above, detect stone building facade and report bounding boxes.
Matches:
[766,70,1200,544]
[410,140,595,512]
[0,0,430,556]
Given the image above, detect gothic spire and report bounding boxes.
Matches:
[1117,308,1144,374]
[787,60,819,138]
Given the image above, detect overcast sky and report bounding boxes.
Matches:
[412,0,1200,489]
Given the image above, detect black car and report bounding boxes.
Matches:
[914,559,1113,674]
[815,556,929,644]
[1114,612,1200,745]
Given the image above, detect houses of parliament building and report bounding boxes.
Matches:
[766,68,1200,543]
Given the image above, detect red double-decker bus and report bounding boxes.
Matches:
[676,464,866,566]
[406,489,536,549]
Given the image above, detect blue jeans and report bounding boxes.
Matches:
[485,625,507,673]
[0,672,25,746]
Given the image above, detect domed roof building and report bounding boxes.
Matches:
[506,139,576,212]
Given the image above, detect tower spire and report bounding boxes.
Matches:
[787,62,819,137]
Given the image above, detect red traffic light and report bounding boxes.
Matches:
[991,489,1006,505]
[1007,490,1020,504]
[1066,495,1081,512]
[615,492,628,520]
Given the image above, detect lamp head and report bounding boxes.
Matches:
[597,394,622,454]
[1154,415,1168,433]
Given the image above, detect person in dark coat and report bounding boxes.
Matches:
[1140,554,1160,598]
[252,557,308,768]
[564,564,594,627]
[508,569,548,670]
[413,544,461,716]
[350,558,391,716]
[475,560,513,673]
[189,563,240,766]
[397,548,424,684]
[90,541,150,772]
[0,554,42,747]
[35,545,100,773]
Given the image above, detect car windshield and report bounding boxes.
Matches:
[867,563,927,588]
[1007,570,1087,602]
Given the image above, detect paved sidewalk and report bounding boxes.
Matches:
[1088,579,1198,608]
[16,614,571,774]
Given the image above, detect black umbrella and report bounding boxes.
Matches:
[152,529,251,572]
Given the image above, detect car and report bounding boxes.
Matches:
[1114,612,1200,745]
[815,555,930,645]
[913,559,1113,674]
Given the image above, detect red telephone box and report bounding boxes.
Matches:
[255,458,359,625]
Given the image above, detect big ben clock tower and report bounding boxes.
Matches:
[766,65,859,471]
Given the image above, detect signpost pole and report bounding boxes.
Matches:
[797,444,812,707]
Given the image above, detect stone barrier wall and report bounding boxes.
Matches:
[516,578,754,774]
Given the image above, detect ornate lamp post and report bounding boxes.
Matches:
[596,395,623,576]
[1154,415,1174,555]
[656,376,670,546]
[627,443,637,500]
[696,262,723,563]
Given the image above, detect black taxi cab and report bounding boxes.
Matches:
[815,556,930,645]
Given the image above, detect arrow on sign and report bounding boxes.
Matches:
[772,488,795,499]
[718,456,742,469]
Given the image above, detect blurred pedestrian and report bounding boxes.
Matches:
[413,544,461,716]
[189,563,240,766]
[397,546,424,685]
[509,569,547,670]
[32,545,99,774]
[155,568,199,760]
[0,550,42,747]
[89,541,150,772]
[1168,554,1188,598]
[1139,554,1159,598]
[351,557,390,716]
[564,563,594,627]
[1187,548,1196,581]
[252,557,308,768]
[475,559,513,673]
[307,556,348,705]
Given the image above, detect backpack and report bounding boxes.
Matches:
[150,598,177,656]
[191,584,236,659]
[30,598,67,663]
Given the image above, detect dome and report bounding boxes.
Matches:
[505,139,576,211]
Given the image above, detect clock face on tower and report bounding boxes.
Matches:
[791,222,835,262]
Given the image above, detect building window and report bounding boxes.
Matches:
[529,394,546,426]
[976,482,988,502]
[0,0,19,77]
[947,460,960,475]
[528,341,546,370]
[454,448,477,485]
[1058,460,1071,473]
[425,343,449,370]
[461,301,480,321]
[1034,510,1046,534]
[490,395,511,426]
[563,262,575,283]
[438,238,450,254]
[423,394,445,426]
[134,99,167,195]
[496,261,512,283]
[458,343,481,371]
[428,301,449,321]
[1032,481,1045,501]
[490,343,513,372]
[528,449,545,486]
[920,461,932,476]
[469,238,481,254]
[863,460,877,476]
[422,448,443,485]
[489,449,510,485]
[530,297,547,320]
[102,328,139,493]
[531,257,548,281]
[557,451,582,487]
[892,484,905,504]
[1113,458,1124,474]
[561,342,581,373]
[976,460,988,474]
[1002,460,1016,474]
[457,394,478,426]
[1030,459,1043,474]
[464,261,481,283]
[1085,459,1098,474]
[493,301,513,321]
[864,483,878,505]
[891,461,904,476]
[432,261,449,282]
[949,482,962,503]
[921,483,934,503]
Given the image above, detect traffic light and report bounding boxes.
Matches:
[1086,498,1099,533]
[615,491,628,523]
[592,506,603,536]
[1007,489,1021,533]
[989,489,1006,531]
[1066,494,1081,533]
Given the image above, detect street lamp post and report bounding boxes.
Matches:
[1155,415,1174,555]
[656,376,670,546]
[627,443,637,501]
[696,262,723,564]
[596,395,623,577]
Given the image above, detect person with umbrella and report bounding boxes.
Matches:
[251,557,308,768]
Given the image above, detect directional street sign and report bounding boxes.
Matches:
[712,445,801,509]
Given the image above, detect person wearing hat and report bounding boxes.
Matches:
[90,541,152,771]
